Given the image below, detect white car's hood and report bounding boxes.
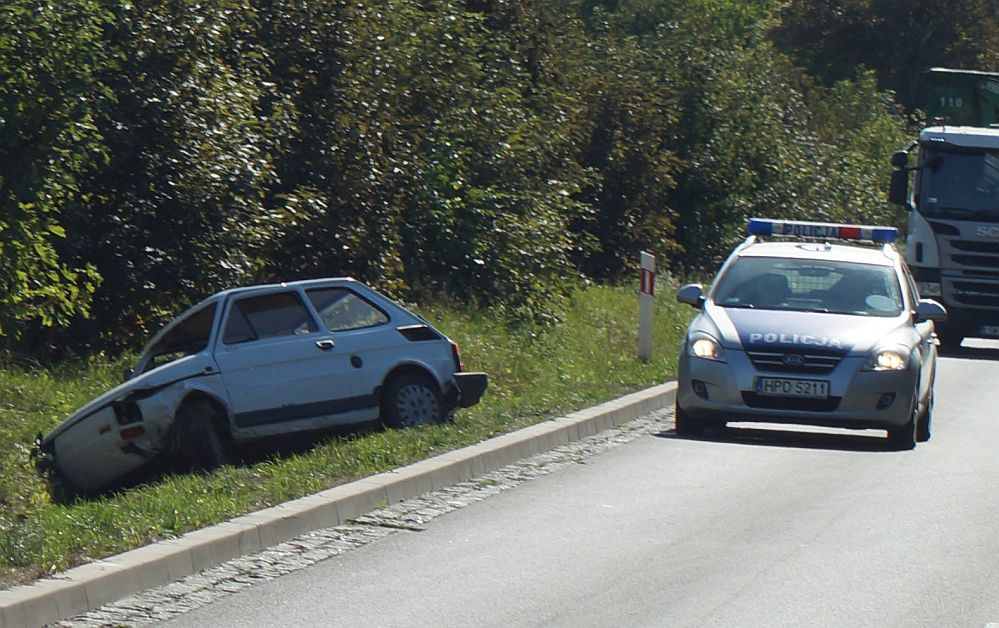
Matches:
[42,354,214,443]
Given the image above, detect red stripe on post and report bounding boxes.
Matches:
[640,268,655,296]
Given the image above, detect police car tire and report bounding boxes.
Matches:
[916,391,933,443]
[674,403,705,437]
[887,402,918,451]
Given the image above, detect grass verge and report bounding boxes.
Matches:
[0,280,692,589]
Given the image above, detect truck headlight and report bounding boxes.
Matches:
[688,333,726,362]
[862,346,910,371]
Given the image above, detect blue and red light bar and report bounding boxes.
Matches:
[748,218,897,244]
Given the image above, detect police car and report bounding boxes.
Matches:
[675,218,947,449]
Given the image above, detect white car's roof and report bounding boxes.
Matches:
[212,277,360,300]
[735,240,898,266]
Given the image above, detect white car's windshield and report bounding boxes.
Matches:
[140,302,218,372]
[712,257,904,317]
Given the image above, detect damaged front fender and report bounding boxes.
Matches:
[37,361,228,493]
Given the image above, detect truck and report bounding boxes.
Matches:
[889,67,999,347]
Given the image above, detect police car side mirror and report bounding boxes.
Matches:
[915,299,947,323]
[677,283,705,309]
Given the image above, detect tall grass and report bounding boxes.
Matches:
[0,281,692,588]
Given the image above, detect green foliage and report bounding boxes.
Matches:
[0,0,952,353]
[256,0,588,321]
[58,0,280,349]
[0,1,105,339]
[773,0,999,109]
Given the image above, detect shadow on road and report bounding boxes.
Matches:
[655,424,899,453]
[938,341,999,361]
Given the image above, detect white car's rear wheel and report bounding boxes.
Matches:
[382,373,443,429]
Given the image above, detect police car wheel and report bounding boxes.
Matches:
[916,391,933,443]
[887,399,918,451]
[674,403,705,437]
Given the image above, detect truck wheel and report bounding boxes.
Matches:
[382,373,443,429]
[935,325,964,349]
[174,401,228,472]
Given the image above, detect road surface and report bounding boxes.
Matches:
[151,341,999,627]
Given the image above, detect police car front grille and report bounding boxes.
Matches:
[745,350,842,374]
[741,393,842,412]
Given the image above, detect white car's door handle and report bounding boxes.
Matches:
[315,339,335,351]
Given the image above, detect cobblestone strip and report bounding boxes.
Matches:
[55,408,674,627]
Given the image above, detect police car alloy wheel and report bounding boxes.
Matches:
[675,218,947,450]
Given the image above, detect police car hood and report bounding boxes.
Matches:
[705,304,910,355]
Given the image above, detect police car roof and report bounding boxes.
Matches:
[736,239,897,266]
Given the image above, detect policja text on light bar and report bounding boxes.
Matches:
[748,218,897,244]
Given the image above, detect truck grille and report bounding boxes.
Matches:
[942,239,999,271]
[746,349,842,374]
[938,237,999,310]
[948,279,999,308]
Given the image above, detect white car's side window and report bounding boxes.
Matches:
[223,292,317,344]
[306,287,388,332]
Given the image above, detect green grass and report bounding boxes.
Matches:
[0,281,692,588]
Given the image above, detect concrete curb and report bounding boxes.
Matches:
[1,382,677,628]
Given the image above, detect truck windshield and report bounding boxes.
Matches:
[919,149,999,217]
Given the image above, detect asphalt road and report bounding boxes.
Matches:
[164,341,999,628]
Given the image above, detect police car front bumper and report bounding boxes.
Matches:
[677,349,918,430]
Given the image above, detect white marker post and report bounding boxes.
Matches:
[638,251,655,361]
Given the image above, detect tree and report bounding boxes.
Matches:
[773,0,999,110]
[59,0,280,349]
[0,1,105,343]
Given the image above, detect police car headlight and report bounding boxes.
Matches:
[862,346,910,371]
[688,333,725,362]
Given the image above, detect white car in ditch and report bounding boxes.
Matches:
[33,278,488,492]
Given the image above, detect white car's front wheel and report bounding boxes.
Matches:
[173,400,228,471]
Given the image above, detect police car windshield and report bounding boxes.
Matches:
[712,257,903,317]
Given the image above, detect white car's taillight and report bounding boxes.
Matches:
[450,342,466,372]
